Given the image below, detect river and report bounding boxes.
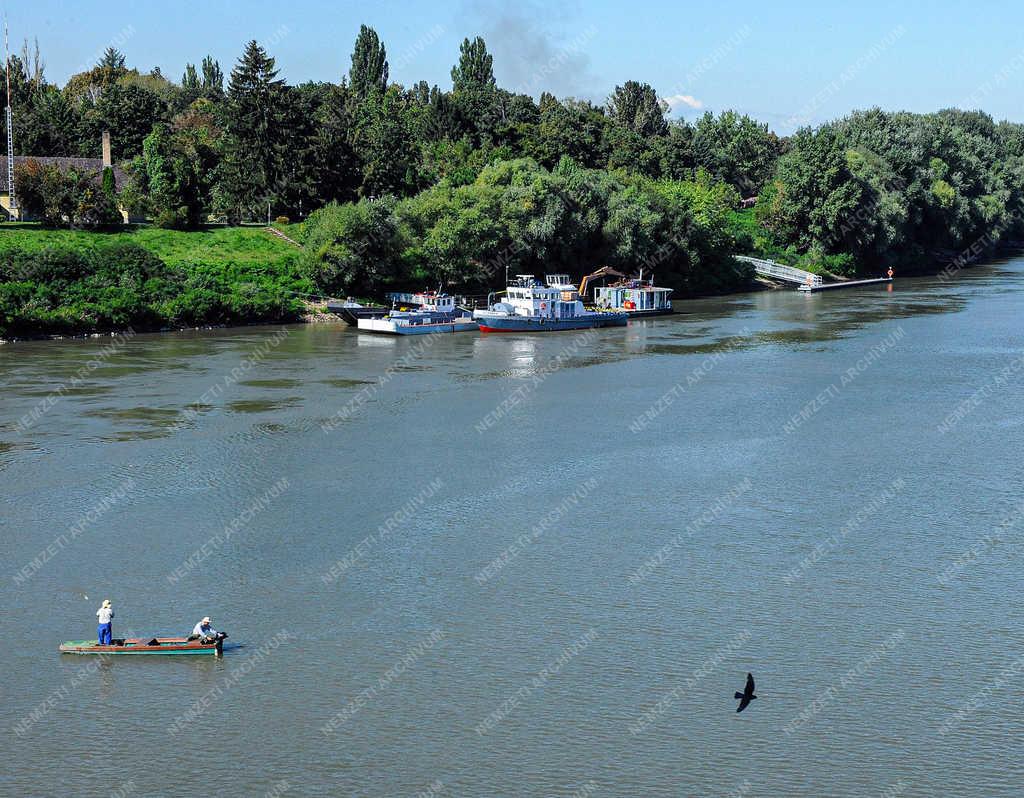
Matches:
[3,259,1023,797]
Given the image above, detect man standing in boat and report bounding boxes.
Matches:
[96,599,114,645]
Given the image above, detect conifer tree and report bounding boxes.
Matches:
[216,41,287,220]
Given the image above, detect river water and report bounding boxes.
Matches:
[3,259,1023,797]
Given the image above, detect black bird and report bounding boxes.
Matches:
[734,672,757,713]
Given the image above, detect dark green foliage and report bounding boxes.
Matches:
[301,158,748,298]
[216,40,288,221]
[525,96,608,169]
[102,167,116,199]
[451,37,500,144]
[691,111,781,195]
[351,87,420,197]
[82,83,167,160]
[127,109,220,227]
[451,37,495,92]
[756,108,1024,271]
[607,81,668,138]
[98,48,127,78]
[0,240,309,337]
[9,27,1024,292]
[201,57,224,96]
[349,25,389,98]
[14,160,121,229]
[300,198,404,294]
[182,64,200,91]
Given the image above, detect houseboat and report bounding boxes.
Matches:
[358,291,478,335]
[473,275,628,332]
[592,276,674,317]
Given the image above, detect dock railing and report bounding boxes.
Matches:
[735,256,823,287]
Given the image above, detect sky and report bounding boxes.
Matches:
[16,0,1024,134]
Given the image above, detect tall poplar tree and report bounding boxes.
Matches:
[349,25,388,98]
[450,36,499,144]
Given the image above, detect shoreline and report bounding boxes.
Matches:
[0,252,1010,346]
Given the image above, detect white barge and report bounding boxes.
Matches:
[358,292,478,335]
[592,276,674,316]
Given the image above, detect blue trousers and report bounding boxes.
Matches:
[97,623,112,645]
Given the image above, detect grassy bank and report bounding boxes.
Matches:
[0,224,315,339]
[0,223,302,267]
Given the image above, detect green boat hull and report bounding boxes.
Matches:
[59,638,229,655]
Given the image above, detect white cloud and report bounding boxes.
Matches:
[662,93,704,110]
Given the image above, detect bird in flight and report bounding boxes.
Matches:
[735,672,757,713]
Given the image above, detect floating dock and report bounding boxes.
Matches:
[797,277,893,293]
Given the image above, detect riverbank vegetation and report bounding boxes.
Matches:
[0,226,310,337]
[2,28,1024,335]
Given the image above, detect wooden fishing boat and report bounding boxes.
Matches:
[59,636,227,655]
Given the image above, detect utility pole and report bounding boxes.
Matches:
[4,17,15,221]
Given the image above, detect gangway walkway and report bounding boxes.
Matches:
[735,256,823,287]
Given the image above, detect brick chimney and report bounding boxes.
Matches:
[102,131,112,168]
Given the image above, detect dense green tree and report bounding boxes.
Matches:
[451,37,495,92]
[127,109,220,227]
[691,111,781,194]
[312,84,361,205]
[300,197,404,294]
[96,48,127,83]
[451,36,500,144]
[182,63,200,91]
[216,40,288,221]
[201,56,224,96]
[349,25,389,98]
[31,88,80,154]
[279,81,333,217]
[607,81,668,138]
[81,82,167,159]
[15,160,121,228]
[525,96,608,169]
[756,126,866,254]
[351,86,420,197]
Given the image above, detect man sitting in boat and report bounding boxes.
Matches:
[190,616,225,643]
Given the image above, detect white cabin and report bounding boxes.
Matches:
[497,275,586,320]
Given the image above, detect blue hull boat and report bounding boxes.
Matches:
[474,274,628,332]
[475,313,627,332]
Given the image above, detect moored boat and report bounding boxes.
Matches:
[326,298,389,326]
[473,275,628,332]
[358,291,478,335]
[59,636,229,655]
[592,275,674,317]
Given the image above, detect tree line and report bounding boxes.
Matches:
[6,27,1024,295]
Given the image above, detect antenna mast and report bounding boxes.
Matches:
[4,16,14,219]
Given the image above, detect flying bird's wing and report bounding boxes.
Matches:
[736,694,752,713]
[745,673,755,696]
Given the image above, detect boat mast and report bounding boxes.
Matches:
[4,16,14,220]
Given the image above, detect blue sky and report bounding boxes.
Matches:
[18,0,1024,133]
